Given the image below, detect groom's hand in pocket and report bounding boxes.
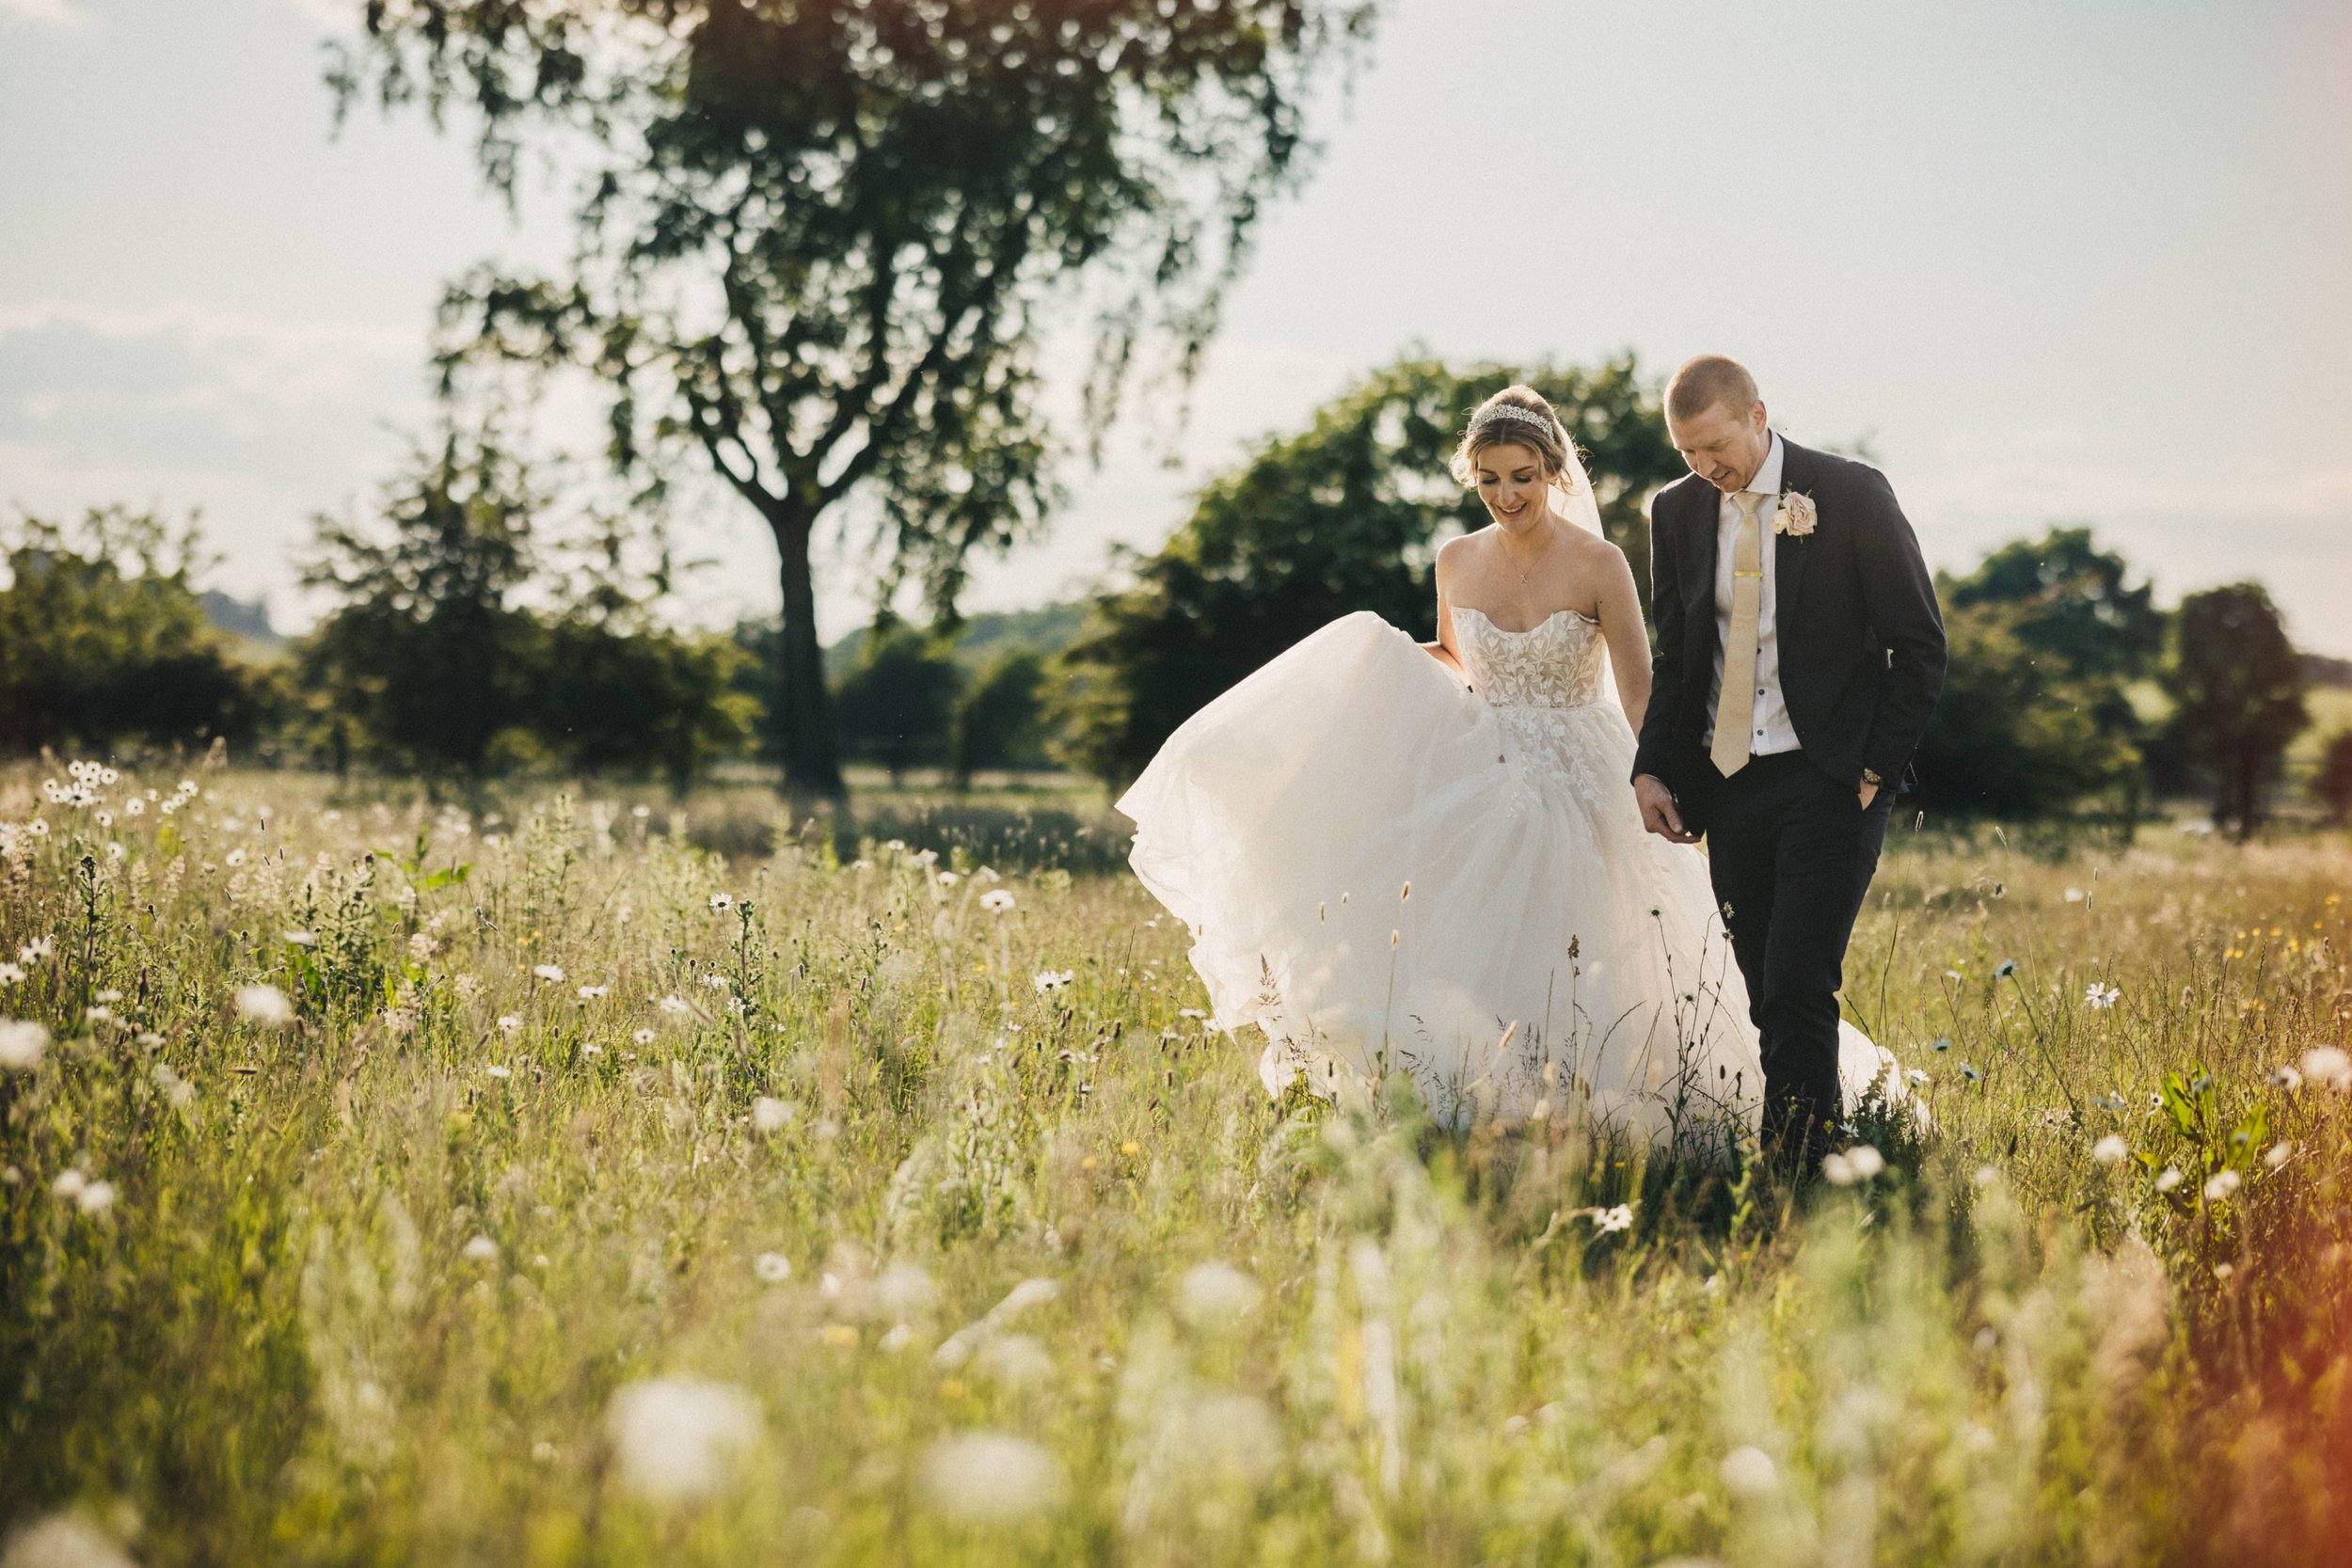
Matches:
[1635,775,1699,844]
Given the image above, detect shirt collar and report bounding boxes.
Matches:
[1748,432,1785,499]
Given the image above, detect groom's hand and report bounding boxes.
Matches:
[1858,782,1880,810]
[1635,775,1698,844]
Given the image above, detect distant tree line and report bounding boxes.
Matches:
[4,354,2344,831]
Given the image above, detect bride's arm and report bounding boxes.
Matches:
[1423,540,1468,677]
[1594,546,1654,721]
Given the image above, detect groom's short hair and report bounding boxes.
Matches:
[1666,356,1760,422]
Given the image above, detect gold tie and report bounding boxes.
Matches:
[1710,491,1766,778]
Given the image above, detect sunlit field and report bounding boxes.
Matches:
[4,761,2348,1567]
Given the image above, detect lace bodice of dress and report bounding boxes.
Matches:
[1453,606,1611,710]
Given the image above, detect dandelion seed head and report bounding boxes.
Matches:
[2296,1047,2352,1091]
[919,1432,1065,1523]
[2202,1169,2241,1202]
[2091,1134,2128,1164]
[755,1252,793,1284]
[1175,1260,1261,1327]
[532,964,565,983]
[1720,1445,1779,1498]
[76,1180,116,1215]
[2154,1167,2184,1193]
[975,1333,1053,1386]
[236,985,294,1028]
[0,1020,50,1073]
[605,1377,761,1502]
[0,1513,139,1568]
[979,890,1015,913]
[752,1097,793,1133]
[461,1234,500,1261]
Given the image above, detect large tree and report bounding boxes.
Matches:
[333,0,1371,796]
[1943,526,2165,679]
[2162,583,2309,839]
[1060,355,1680,785]
[1913,527,2161,817]
[0,508,255,757]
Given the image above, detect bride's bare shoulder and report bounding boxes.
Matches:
[1563,526,1629,570]
[1435,528,1494,573]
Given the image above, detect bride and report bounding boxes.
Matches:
[1116,386,1896,1144]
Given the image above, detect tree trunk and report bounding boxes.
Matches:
[769,506,844,799]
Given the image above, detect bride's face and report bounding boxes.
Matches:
[1471,442,1551,534]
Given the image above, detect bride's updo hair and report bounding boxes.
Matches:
[1449,385,1579,493]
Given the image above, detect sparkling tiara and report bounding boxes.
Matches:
[1470,404,1556,436]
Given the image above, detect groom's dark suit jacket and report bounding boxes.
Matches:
[1632,437,1946,829]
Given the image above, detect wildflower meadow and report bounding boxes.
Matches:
[3,758,2349,1566]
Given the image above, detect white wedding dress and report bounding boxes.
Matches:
[1116,604,1899,1143]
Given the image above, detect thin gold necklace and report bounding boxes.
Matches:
[1504,519,1556,585]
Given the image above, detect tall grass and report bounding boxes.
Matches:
[2,762,2346,1566]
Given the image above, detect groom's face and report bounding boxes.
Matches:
[1668,399,1772,492]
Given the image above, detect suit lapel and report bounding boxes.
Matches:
[1684,478,1721,686]
[1773,436,1814,623]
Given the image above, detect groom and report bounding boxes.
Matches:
[1632,356,1946,1170]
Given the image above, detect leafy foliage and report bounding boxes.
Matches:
[1943,526,2165,678]
[1915,530,2157,816]
[333,0,1374,793]
[299,422,749,783]
[1061,355,1679,785]
[2162,583,2309,838]
[832,625,966,784]
[2314,731,2352,825]
[1911,600,2141,816]
[952,649,1054,785]
[300,426,546,776]
[0,508,256,757]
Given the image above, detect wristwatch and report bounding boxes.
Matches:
[1861,768,1883,788]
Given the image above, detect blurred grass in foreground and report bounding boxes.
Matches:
[1,764,2347,1566]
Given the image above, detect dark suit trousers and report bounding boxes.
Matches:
[1703,751,1894,1163]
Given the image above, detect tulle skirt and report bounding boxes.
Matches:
[1117,611,1894,1141]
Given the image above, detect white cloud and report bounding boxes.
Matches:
[280,0,359,33]
[0,0,84,25]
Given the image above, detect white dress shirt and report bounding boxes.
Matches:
[1703,433,1802,757]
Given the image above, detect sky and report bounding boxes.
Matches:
[3,0,2348,652]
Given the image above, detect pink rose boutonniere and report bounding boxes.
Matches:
[1775,490,1820,538]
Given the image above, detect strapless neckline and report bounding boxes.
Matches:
[1454,604,1599,637]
